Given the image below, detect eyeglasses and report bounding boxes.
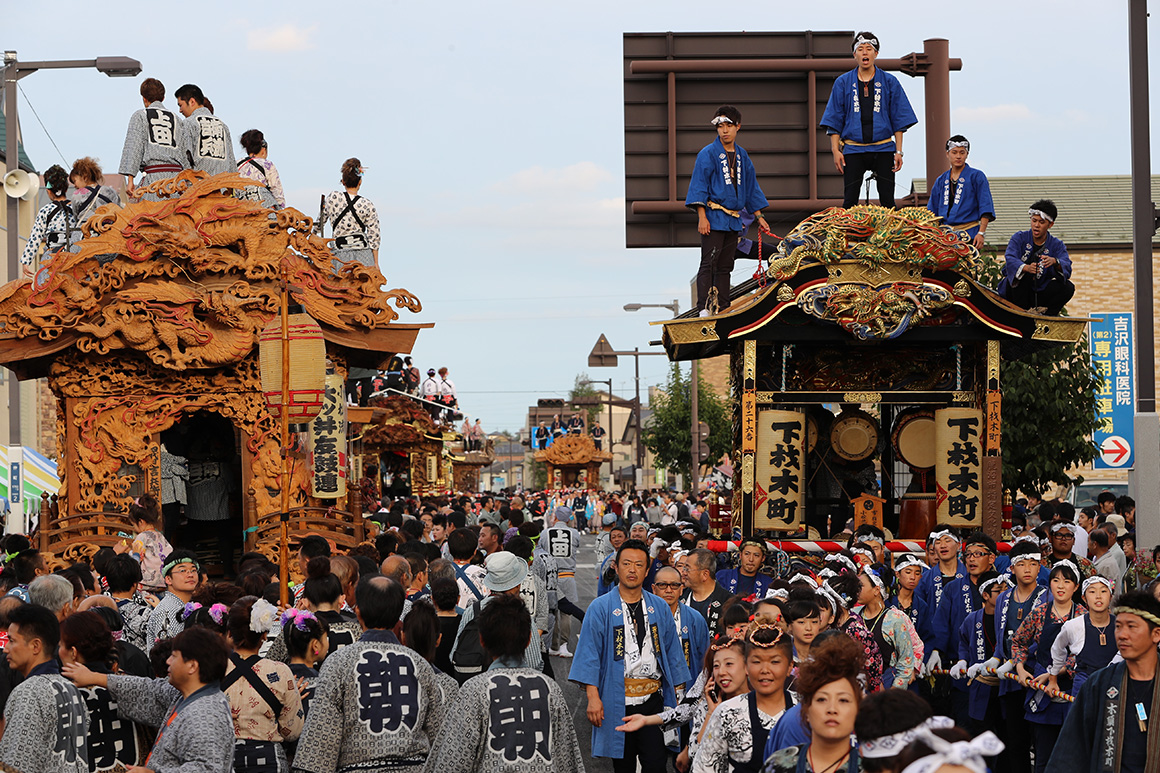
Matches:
[170,566,198,576]
[653,582,683,589]
[964,551,993,559]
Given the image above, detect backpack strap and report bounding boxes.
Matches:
[221,653,284,717]
[454,562,484,601]
[241,157,271,189]
[335,192,368,232]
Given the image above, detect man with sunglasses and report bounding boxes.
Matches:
[652,566,709,686]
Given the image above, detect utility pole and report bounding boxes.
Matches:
[1128,0,1159,550]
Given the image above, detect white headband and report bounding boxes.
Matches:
[853,34,880,52]
[1050,522,1076,534]
[788,573,820,589]
[817,568,839,580]
[1082,575,1113,595]
[765,587,790,601]
[899,729,1005,773]
[980,574,1013,595]
[860,716,955,760]
[1051,559,1080,581]
[1013,534,1039,546]
[825,553,859,573]
[711,115,737,126]
[1028,208,1055,223]
[929,529,960,544]
[895,554,927,572]
[863,566,888,598]
[851,546,875,563]
[946,139,970,151]
[671,550,689,564]
[1010,551,1043,565]
[817,582,846,612]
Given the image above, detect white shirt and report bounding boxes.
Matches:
[1048,614,1121,675]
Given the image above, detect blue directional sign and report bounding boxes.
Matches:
[1090,311,1135,469]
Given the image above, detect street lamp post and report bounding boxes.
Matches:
[587,334,667,481]
[2,51,141,457]
[624,301,702,493]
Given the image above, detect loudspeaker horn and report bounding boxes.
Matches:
[3,170,39,202]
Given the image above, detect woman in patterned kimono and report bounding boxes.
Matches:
[59,611,150,773]
[693,623,796,773]
[236,129,285,210]
[321,158,379,268]
[223,597,304,773]
[118,493,173,595]
[20,164,76,272]
[855,564,921,689]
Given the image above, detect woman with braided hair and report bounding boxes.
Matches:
[693,623,796,773]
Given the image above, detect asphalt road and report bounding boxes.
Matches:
[549,532,678,773]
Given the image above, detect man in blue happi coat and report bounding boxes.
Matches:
[820,31,918,208]
[571,539,689,772]
[927,135,996,250]
[998,200,1075,315]
[685,105,770,317]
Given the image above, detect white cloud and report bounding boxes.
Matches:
[952,103,1035,123]
[247,24,318,52]
[490,161,614,194]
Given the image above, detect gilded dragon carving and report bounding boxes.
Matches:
[0,171,424,559]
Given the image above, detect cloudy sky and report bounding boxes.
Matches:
[7,1,1154,432]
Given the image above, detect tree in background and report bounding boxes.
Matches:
[642,363,731,483]
[568,373,601,428]
[976,251,1101,495]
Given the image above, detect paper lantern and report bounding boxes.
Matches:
[259,313,327,423]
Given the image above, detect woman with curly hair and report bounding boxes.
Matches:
[223,596,304,773]
[761,633,864,773]
[69,156,120,225]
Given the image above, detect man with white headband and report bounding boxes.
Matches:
[917,530,965,659]
[997,199,1075,315]
[684,105,771,317]
[1049,589,1160,773]
[976,541,1047,773]
[819,31,918,209]
[716,538,773,598]
[931,532,997,724]
[947,570,1012,756]
[926,134,995,250]
[1045,520,1095,581]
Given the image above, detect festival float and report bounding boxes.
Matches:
[655,205,1088,550]
[0,171,430,568]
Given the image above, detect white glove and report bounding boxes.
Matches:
[950,660,968,679]
[925,650,943,675]
[978,657,1001,677]
[967,662,984,679]
[996,659,1017,677]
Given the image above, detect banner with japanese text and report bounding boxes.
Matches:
[308,373,347,498]
[935,407,983,528]
[754,409,805,531]
[1090,311,1135,469]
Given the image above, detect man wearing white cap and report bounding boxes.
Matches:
[450,551,542,676]
[541,506,580,657]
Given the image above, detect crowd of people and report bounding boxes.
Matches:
[0,485,1153,772]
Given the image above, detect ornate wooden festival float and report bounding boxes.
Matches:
[534,434,612,490]
[656,205,1088,550]
[0,171,430,567]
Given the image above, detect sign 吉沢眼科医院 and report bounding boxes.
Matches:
[1090,312,1135,469]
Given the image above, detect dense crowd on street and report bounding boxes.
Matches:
[0,483,1153,773]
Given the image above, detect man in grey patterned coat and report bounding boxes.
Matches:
[292,576,446,773]
[0,604,88,773]
[426,594,584,773]
[64,625,234,773]
[118,77,186,199]
[175,84,235,177]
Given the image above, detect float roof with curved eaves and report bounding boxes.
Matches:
[0,171,431,379]
[655,205,1088,361]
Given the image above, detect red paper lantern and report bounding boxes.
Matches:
[259,313,327,423]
